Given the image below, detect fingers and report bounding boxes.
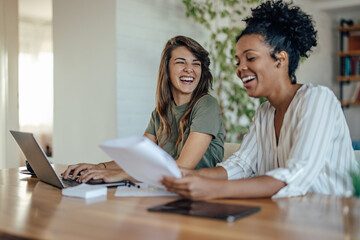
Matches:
[61,163,98,180]
[162,177,190,198]
[169,189,191,199]
[78,169,101,183]
[162,176,193,192]
[162,176,212,200]
[63,164,133,183]
[72,165,87,180]
[161,176,180,188]
[61,164,80,179]
[77,169,124,183]
[162,175,192,184]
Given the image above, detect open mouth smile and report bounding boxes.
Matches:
[241,75,256,83]
[180,77,194,83]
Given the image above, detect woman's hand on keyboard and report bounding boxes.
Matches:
[77,168,130,183]
[61,163,101,180]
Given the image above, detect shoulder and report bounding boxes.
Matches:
[150,108,160,119]
[190,95,221,120]
[299,84,336,99]
[290,84,343,123]
[192,94,220,112]
[150,108,157,115]
[298,84,340,106]
[195,94,219,107]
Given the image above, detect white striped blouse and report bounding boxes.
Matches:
[218,84,357,198]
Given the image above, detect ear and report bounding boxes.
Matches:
[274,51,288,68]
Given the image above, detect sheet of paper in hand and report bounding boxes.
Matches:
[99,136,181,187]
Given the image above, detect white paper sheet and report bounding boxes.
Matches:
[99,136,182,187]
[115,183,178,197]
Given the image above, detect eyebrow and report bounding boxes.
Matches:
[174,57,200,62]
[243,49,254,54]
[235,49,255,59]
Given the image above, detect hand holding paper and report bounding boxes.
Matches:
[99,136,182,187]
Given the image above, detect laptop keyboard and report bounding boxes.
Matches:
[62,176,106,187]
[62,178,81,187]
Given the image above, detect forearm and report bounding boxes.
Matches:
[195,166,228,180]
[219,175,286,199]
[176,132,213,169]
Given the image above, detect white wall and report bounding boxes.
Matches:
[0,0,19,169]
[295,1,335,87]
[52,0,205,165]
[53,0,117,164]
[115,0,206,137]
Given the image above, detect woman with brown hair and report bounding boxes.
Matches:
[61,36,224,183]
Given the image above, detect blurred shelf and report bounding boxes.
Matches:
[341,101,360,107]
[337,75,360,82]
[338,50,360,56]
[338,25,360,32]
[338,22,360,109]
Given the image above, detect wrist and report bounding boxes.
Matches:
[97,162,107,169]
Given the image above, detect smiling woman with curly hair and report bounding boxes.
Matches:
[162,0,357,200]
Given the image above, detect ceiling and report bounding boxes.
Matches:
[17,0,360,21]
[309,0,360,11]
[18,0,52,21]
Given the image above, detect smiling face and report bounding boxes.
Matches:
[235,34,281,98]
[168,46,202,105]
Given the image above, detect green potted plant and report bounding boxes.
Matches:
[350,154,360,197]
[182,0,262,142]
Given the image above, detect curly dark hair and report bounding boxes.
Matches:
[236,0,317,83]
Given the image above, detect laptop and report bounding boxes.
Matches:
[10,130,117,189]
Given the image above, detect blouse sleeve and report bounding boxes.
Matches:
[266,86,341,198]
[144,109,157,136]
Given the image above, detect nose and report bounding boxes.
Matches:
[184,64,193,73]
[184,67,193,73]
[236,62,248,78]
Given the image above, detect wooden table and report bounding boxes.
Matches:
[0,166,359,240]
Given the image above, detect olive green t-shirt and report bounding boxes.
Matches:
[145,94,224,169]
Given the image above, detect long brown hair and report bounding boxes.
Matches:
[156,36,213,148]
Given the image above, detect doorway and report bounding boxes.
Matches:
[18,0,53,164]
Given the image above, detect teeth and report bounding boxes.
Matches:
[180,77,194,81]
[242,76,255,83]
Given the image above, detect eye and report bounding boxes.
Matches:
[246,53,256,62]
[192,62,201,66]
[234,57,240,66]
[175,61,185,64]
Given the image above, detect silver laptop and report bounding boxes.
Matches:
[10,130,87,189]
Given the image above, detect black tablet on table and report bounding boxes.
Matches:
[148,199,260,222]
